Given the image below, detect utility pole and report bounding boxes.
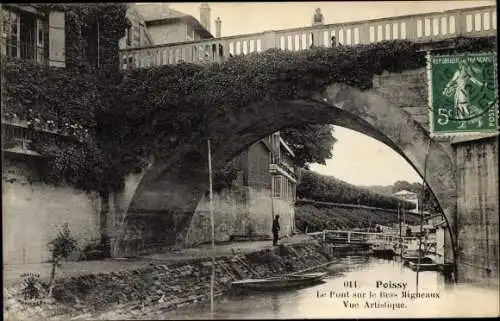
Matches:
[398,204,403,257]
[416,138,431,293]
[207,139,215,316]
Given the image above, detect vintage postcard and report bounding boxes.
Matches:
[2,1,499,320]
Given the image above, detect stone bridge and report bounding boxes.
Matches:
[112,5,498,284]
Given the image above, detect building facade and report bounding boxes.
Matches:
[1,3,65,67]
[118,5,154,50]
[392,189,419,214]
[119,3,221,68]
[1,4,103,264]
[185,132,297,246]
[131,3,213,46]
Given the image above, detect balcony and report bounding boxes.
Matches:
[1,117,91,157]
[269,163,297,183]
[119,5,496,69]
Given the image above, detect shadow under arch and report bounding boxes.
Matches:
[123,83,457,266]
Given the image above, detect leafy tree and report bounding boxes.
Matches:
[47,223,78,296]
[281,124,337,169]
[212,158,241,193]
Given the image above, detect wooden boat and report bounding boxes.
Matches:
[371,242,396,256]
[231,272,328,291]
[401,249,429,263]
[408,261,439,272]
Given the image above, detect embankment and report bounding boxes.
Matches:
[295,200,420,232]
[4,241,334,320]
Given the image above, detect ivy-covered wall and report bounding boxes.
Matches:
[1,0,496,196]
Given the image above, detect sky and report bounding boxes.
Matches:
[167,1,494,37]
[308,126,421,186]
[156,1,494,186]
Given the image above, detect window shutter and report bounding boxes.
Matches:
[48,11,65,67]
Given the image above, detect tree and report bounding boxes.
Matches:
[280,124,337,169]
[47,223,77,296]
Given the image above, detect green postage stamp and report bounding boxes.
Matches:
[427,52,498,136]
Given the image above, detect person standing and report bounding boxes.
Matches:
[272,215,280,246]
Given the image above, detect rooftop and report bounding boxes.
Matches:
[132,3,213,39]
[393,190,417,196]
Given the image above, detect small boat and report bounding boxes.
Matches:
[231,272,328,291]
[408,261,439,272]
[371,242,396,257]
[401,249,428,263]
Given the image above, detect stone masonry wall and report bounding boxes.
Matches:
[184,186,249,246]
[454,136,499,286]
[372,68,430,132]
[2,155,101,265]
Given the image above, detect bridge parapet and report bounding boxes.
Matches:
[120,5,496,70]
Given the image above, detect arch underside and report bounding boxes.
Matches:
[120,83,456,260]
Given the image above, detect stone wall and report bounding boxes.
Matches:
[184,186,249,246]
[454,136,499,286]
[185,186,295,247]
[2,155,101,264]
[372,68,429,132]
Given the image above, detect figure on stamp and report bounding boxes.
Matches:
[442,58,487,127]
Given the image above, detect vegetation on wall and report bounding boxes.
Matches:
[2,0,495,199]
[297,169,416,210]
[38,3,129,71]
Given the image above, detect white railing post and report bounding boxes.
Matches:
[347,231,351,244]
[118,6,494,69]
[262,31,278,51]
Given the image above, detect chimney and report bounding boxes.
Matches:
[161,3,169,16]
[199,3,211,33]
[215,17,222,38]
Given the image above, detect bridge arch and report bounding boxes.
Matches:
[119,82,456,261]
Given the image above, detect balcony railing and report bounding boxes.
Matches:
[119,5,496,70]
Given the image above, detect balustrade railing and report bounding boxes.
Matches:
[119,5,496,70]
[307,229,424,245]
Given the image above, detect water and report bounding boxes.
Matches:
[142,255,499,319]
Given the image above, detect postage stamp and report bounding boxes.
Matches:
[427,52,499,136]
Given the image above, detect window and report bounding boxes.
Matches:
[281,177,287,199]
[2,8,45,63]
[186,26,194,41]
[3,10,20,57]
[139,23,145,46]
[126,26,132,46]
[272,176,281,198]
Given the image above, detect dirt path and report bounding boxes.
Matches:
[3,234,314,287]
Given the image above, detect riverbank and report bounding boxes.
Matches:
[4,239,357,321]
[295,200,420,231]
